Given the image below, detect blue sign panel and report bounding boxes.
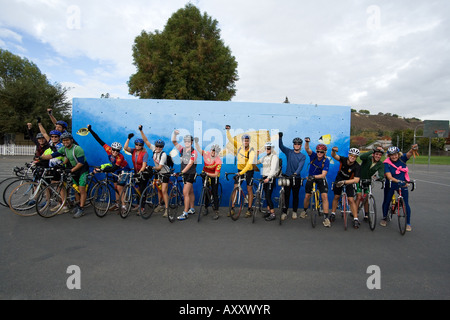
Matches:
[72,98,351,208]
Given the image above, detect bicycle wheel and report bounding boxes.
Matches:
[120,184,134,219]
[253,191,262,223]
[342,193,348,230]
[368,194,377,231]
[198,187,211,222]
[91,182,111,218]
[1,177,27,207]
[139,184,158,220]
[278,190,285,226]
[229,187,244,221]
[36,183,66,218]
[310,193,318,228]
[397,198,407,235]
[168,187,181,223]
[8,181,40,216]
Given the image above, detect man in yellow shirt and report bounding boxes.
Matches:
[226,125,257,217]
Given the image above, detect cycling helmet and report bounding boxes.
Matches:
[387,146,400,155]
[60,132,73,140]
[241,134,251,140]
[36,133,45,139]
[349,148,360,156]
[265,142,274,148]
[111,142,122,150]
[155,139,165,148]
[293,137,303,144]
[211,144,221,153]
[56,120,68,129]
[134,138,144,145]
[373,147,385,155]
[49,130,62,136]
[184,135,193,142]
[316,144,327,152]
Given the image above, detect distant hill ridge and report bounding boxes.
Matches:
[351,112,422,133]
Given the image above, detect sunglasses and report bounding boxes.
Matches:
[316,151,325,154]
[135,144,144,147]
[112,149,121,153]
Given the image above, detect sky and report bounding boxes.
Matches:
[0,0,449,121]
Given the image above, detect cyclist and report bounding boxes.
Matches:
[87,124,131,212]
[27,122,50,167]
[39,132,89,218]
[139,126,170,217]
[194,138,222,220]
[381,145,417,231]
[172,129,198,221]
[124,133,151,212]
[330,147,361,228]
[302,139,331,227]
[226,125,257,218]
[256,142,279,221]
[356,146,385,221]
[278,133,306,220]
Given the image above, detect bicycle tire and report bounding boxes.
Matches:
[36,183,66,218]
[310,192,318,228]
[91,182,111,218]
[1,177,27,207]
[229,187,244,221]
[139,185,158,220]
[278,190,285,226]
[8,181,40,216]
[342,193,348,230]
[198,187,211,222]
[397,198,407,235]
[120,184,135,219]
[368,194,377,231]
[253,191,262,223]
[168,187,180,223]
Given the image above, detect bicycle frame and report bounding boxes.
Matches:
[226,172,247,221]
[388,180,415,235]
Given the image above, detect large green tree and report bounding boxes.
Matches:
[0,49,71,140]
[128,4,239,101]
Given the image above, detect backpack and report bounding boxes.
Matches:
[157,151,174,168]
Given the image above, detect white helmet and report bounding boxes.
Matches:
[111,142,122,150]
[349,148,360,156]
[211,144,221,154]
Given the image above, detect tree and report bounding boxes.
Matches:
[128,4,239,101]
[0,49,71,140]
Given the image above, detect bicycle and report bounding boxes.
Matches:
[7,167,55,216]
[308,178,324,228]
[138,172,164,220]
[387,180,416,235]
[226,172,249,221]
[0,163,35,207]
[119,172,145,219]
[251,178,269,223]
[277,174,300,225]
[167,173,185,223]
[357,178,383,231]
[331,181,355,230]
[35,169,98,218]
[89,170,120,218]
[197,173,222,222]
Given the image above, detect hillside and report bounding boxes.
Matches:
[351,113,422,133]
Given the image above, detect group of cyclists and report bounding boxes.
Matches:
[27,110,417,231]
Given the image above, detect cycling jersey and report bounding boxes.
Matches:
[202,151,222,176]
[335,156,361,181]
[129,148,148,172]
[308,151,330,176]
[176,144,198,175]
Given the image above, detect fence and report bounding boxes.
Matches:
[0,144,35,156]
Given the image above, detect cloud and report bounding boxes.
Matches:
[0,0,449,120]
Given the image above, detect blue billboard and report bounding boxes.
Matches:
[72,98,350,208]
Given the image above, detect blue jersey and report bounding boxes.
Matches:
[308,151,330,176]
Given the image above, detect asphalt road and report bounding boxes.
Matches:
[1,156,449,301]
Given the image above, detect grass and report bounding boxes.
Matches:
[409,155,450,165]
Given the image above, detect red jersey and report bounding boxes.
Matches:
[202,151,222,176]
